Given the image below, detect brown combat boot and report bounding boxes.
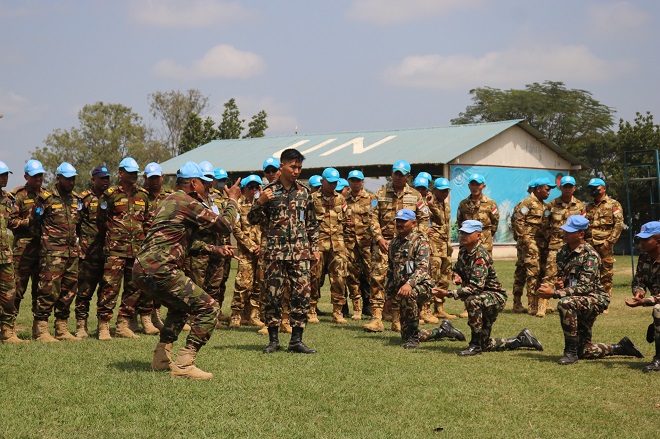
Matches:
[459,303,469,318]
[151,342,173,371]
[279,313,292,333]
[351,299,362,320]
[257,326,269,335]
[308,302,320,324]
[217,310,230,323]
[170,347,213,380]
[434,301,457,320]
[151,308,165,331]
[391,310,401,332]
[536,298,548,318]
[421,302,439,324]
[32,320,59,343]
[1,323,29,343]
[512,295,526,313]
[75,319,89,339]
[527,296,538,315]
[129,314,141,333]
[363,309,384,332]
[97,319,112,341]
[55,319,82,341]
[332,304,348,324]
[383,308,393,322]
[141,314,160,335]
[115,316,140,339]
[229,312,241,329]
[248,308,264,327]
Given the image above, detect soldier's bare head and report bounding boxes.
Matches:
[279,149,305,186]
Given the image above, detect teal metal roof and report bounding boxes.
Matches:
[160,119,581,175]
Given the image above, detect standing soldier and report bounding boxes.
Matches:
[538,216,643,364]
[624,221,660,372]
[366,160,429,333]
[344,170,381,322]
[8,159,45,334]
[541,175,585,316]
[514,177,554,317]
[311,167,348,324]
[456,173,499,318]
[32,162,82,342]
[413,175,439,325]
[584,178,624,313]
[96,157,149,340]
[248,148,318,354]
[0,161,26,343]
[509,180,537,313]
[75,165,110,338]
[427,177,457,320]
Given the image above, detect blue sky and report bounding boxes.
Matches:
[1,0,659,187]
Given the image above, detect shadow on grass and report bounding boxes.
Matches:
[108,360,151,372]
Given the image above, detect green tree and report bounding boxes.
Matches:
[178,113,220,154]
[217,98,245,139]
[32,102,169,191]
[148,89,210,156]
[244,110,269,138]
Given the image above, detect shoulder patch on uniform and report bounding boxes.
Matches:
[138,187,149,194]
[371,199,378,209]
[106,187,116,195]
[491,206,498,213]
[612,207,621,215]
[544,209,551,217]
[41,190,52,198]
[475,258,485,265]
[520,206,529,215]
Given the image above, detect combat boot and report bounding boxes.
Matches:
[229,312,241,329]
[512,295,526,313]
[611,337,644,358]
[279,313,292,333]
[129,314,141,333]
[257,326,269,335]
[151,342,173,371]
[216,310,230,323]
[170,346,213,379]
[390,310,401,332]
[240,309,250,326]
[421,302,439,324]
[141,314,160,335]
[535,298,548,318]
[558,336,579,365]
[507,328,543,350]
[308,302,320,324]
[643,335,660,373]
[288,326,316,354]
[458,332,482,356]
[527,296,538,315]
[332,304,348,324]
[382,307,393,322]
[459,304,469,319]
[363,309,384,332]
[0,323,29,343]
[351,299,362,320]
[403,329,420,350]
[439,319,466,341]
[32,320,59,343]
[115,316,140,339]
[97,319,112,341]
[248,308,264,327]
[75,319,89,339]
[434,301,457,319]
[263,326,280,354]
[151,308,165,331]
[545,303,555,314]
[54,319,82,341]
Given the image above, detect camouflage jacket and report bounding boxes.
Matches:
[554,242,609,306]
[513,192,550,244]
[427,197,452,256]
[145,189,173,232]
[232,194,262,258]
[374,183,429,240]
[447,242,506,300]
[35,185,81,258]
[78,188,105,260]
[8,185,42,255]
[98,185,150,258]
[312,190,346,252]
[385,231,434,300]
[0,189,14,264]
[344,189,381,248]
[547,196,585,250]
[585,195,624,246]
[188,191,225,257]
[135,190,238,274]
[632,252,660,301]
[456,195,499,252]
[248,179,319,261]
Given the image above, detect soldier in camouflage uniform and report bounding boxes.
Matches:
[248,148,318,354]
[32,162,82,342]
[8,159,45,332]
[538,216,643,365]
[133,161,241,379]
[0,161,26,343]
[434,220,543,356]
[96,157,150,340]
[311,167,348,324]
[584,178,624,312]
[366,160,429,333]
[344,170,381,322]
[624,221,660,372]
[509,180,536,313]
[229,175,264,328]
[74,165,110,338]
[513,176,554,316]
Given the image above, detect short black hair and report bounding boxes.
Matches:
[280,148,305,163]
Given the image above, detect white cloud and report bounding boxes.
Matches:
[346,0,486,25]
[129,0,256,28]
[153,44,266,80]
[586,1,648,40]
[384,45,637,90]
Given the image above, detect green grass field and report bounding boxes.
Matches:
[1,259,657,439]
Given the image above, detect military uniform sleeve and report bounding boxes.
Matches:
[370,196,384,243]
[416,196,430,236]
[489,199,500,235]
[632,255,648,296]
[609,200,624,244]
[385,243,395,301]
[305,192,319,254]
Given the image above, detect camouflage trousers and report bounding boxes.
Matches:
[370,243,390,311]
[262,259,311,328]
[205,255,231,305]
[397,283,433,340]
[230,254,262,313]
[346,242,372,302]
[34,254,78,321]
[97,256,141,321]
[313,248,347,306]
[464,292,509,350]
[0,263,16,326]
[511,245,526,299]
[12,244,39,319]
[557,296,614,359]
[75,255,105,321]
[133,263,218,351]
[592,243,614,297]
[429,240,452,306]
[541,248,560,288]
[653,305,660,339]
[518,235,548,297]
